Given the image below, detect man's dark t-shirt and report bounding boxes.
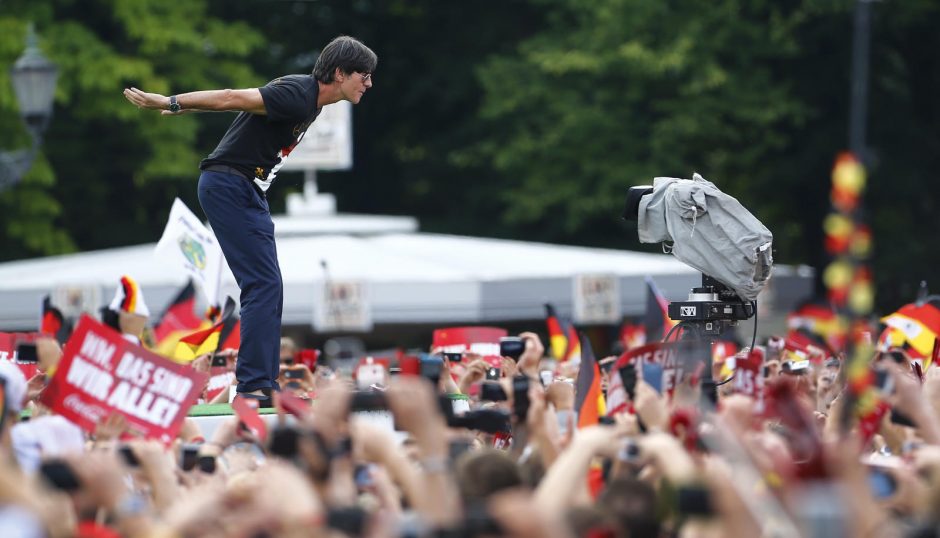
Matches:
[200,74,320,192]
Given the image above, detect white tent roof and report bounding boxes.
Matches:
[0,193,813,332]
[0,207,709,329]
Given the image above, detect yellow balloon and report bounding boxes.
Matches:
[823,261,853,289]
[824,214,853,238]
[849,282,874,315]
[833,159,866,194]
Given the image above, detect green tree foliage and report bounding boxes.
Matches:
[0,0,937,311]
[207,0,544,235]
[860,0,940,306]
[0,0,264,259]
[471,0,812,247]
[469,0,940,309]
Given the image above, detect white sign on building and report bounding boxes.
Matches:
[280,101,352,171]
[313,280,373,332]
[52,285,101,319]
[572,274,621,324]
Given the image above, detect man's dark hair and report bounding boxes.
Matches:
[313,36,377,83]
[565,506,618,538]
[455,449,522,503]
[597,478,661,538]
[517,448,546,489]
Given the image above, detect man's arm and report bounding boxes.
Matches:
[122,87,266,115]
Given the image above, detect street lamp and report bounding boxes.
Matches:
[0,24,58,190]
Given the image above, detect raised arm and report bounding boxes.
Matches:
[123,87,266,115]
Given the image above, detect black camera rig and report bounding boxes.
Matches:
[667,274,754,336]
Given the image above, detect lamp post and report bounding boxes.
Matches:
[848,0,874,162]
[0,25,58,190]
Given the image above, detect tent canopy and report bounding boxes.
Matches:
[0,210,811,330]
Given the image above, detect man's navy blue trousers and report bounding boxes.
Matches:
[198,169,282,393]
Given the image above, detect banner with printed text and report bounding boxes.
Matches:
[155,198,227,307]
[431,327,508,358]
[432,326,509,374]
[606,341,710,415]
[730,349,765,399]
[205,366,235,402]
[42,315,206,443]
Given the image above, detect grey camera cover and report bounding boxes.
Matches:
[637,173,773,301]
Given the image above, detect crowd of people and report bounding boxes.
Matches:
[2,292,940,538]
[8,24,931,537]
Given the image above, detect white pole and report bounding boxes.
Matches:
[303,168,318,201]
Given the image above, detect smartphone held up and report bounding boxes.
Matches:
[499,337,526,362]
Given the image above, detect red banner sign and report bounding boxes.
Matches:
[607,343,678,415]
[205,366,234,402]
[232,395,268,442]
[0,332,41,380]
[731,348,765,398]
[619,342,685,389]
[432,327,508,382]
[431,327,507,356]
[42,315,206,443]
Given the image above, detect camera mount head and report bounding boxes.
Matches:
[667,274,755,337]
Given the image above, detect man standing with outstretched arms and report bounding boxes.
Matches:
[124,36,377,406]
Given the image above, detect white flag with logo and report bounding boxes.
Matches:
[154,198,227,306]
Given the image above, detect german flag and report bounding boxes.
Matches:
[153,281,203,344]
[574,331,606,429]
[714,340,740,381]
[564,323,582,363]
[619,320,645,351]
[204,304,222,323]
[111,275,149,317]
[879,299,940,368]
[174,297,237,361]
[645,277,677,343]
[217,306,240,352]
[786,302,845,354]
[577,333,608,499]
[545,303,569,361]
[40,295,70,343]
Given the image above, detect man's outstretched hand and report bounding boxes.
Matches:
[123,87,183,115]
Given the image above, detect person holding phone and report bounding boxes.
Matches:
[280,337,298,366]
[124,37,378,407]
[457,357,491,395]
[280,364,316,395]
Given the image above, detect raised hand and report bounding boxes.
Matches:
[634,379,668,431]
[517,331,544,377]
[500,357,519,379]
[94,413,130,442]
[36,336,63,373]
[458,358,488,394]
[545,380,575,411]
[385,376,446,442]
[123,87,169,111]
[191,354,211,375]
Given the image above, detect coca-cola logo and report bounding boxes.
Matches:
[206,372,234,391]
[63,394,107,424]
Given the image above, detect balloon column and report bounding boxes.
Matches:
[823,152,874,324]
